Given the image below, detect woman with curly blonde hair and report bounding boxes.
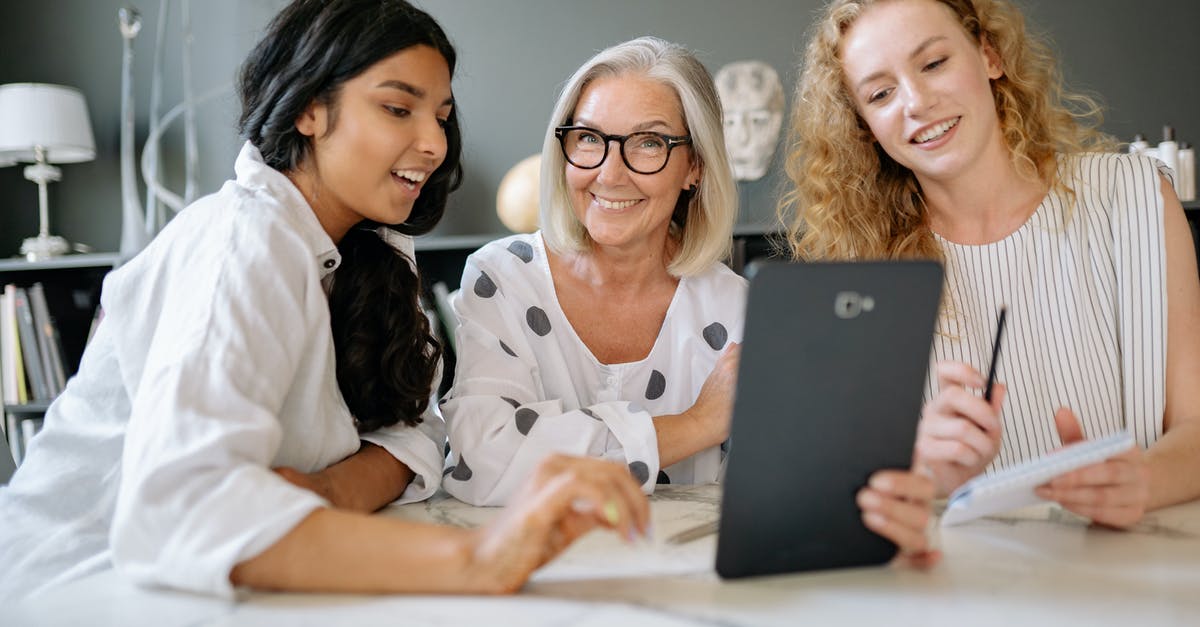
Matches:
[782,0,1200,529]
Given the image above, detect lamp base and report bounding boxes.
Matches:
[20,233,71,261]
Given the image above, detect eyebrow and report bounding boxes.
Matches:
[375,79,455,107]
[854,35,949,90]
[574,117,677,133]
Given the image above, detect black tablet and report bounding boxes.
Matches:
[716,260,943,579]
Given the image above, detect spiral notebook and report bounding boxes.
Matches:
[940,430,1135,526]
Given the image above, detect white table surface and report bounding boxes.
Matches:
[8,484,1200,626]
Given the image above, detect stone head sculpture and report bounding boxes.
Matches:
[714,60,784,181]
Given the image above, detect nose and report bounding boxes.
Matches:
[415,114,448,164]
[595,138,631,185]
[901,78,936,118]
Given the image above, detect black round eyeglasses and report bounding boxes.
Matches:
[554,125,692,175]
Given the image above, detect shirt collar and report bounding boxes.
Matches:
[234,141,341,279]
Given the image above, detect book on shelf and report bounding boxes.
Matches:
[28,283,67,396]
[3,415,44,467]
[13,287,51,401]
[20,416,42,456]
[2,287,29,405]
[5,412,20,466]
[2,284,68,404]
[0,432,15,484]
[1,291,12,407]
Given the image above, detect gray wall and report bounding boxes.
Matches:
[1,1,1198,257]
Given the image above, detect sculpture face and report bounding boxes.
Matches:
[715,61,784,181]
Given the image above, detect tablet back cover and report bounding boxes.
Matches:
[716,260,943,578]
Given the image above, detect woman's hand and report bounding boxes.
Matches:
[858,469,941,568]
[690,342,741,442]
[1034,407,1150,529]
[466,454,650,594]
[914,361,1006,497]
[273,443,416,513]
[275,466,338,504]
[656,343,741,468]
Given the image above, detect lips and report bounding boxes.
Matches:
[392,168,429,191]
[592,194,640,210]
[911,117,960,144]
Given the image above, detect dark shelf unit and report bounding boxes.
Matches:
[1,254,119,430]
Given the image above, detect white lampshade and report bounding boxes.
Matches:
[0,83,96,164]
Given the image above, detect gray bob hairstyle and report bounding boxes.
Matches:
[538,36,737,277]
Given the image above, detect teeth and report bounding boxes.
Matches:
[392,169,427,183]
[914,118,959,143]
[595,196,638,209]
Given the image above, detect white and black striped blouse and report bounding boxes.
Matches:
[927,152,1170,473]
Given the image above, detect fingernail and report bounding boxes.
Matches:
[864,512,887,528]
[603,500,621,526]
[859,490,881,508]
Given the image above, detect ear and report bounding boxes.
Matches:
[981,35,1004,80]
[294,100,326,138]
[683,158,703,192]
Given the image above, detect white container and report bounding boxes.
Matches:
[1177,142,1195,202]
[1158,125,1180,190]
[1129,133,1150,154]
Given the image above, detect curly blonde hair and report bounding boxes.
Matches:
[780,0,1114,261]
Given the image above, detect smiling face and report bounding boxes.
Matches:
[292,44,453,241]
[839,0,1004,186]
[565,74,700,252]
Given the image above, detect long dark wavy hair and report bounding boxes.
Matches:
[238,0,462,432]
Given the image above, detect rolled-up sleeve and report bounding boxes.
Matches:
[110,224,329,599]
[361,406,446,504]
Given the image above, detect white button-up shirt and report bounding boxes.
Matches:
[0,142,445,601]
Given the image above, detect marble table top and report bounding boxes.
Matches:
[11,484,1200,626]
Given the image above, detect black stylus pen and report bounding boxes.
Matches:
[983,306,1007,403]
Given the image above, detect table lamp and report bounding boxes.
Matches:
[0,83,96,261]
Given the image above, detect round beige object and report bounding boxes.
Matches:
[496,153,541,233]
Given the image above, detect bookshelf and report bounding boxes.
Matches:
[1,253,119,462]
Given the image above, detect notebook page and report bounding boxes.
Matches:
[940,430,1135,526]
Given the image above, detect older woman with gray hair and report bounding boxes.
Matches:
[440,38,937,561]
[441,36,745,507]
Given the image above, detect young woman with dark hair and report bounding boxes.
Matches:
[0,0,647,601]
[238,0,463,438]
